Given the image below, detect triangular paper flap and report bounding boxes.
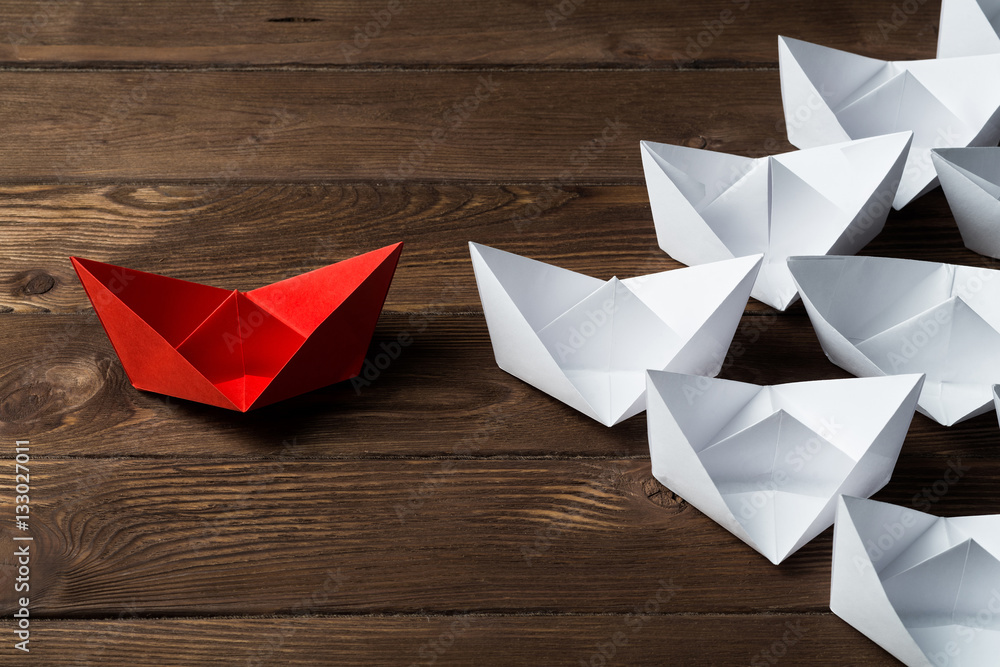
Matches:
[701,410,856,498]
[793,132,911,213]
[174,291,246,407]
[882,540,978,623]
[640,139,756,209]
[778,36,888,115]
[768,374,924,461]
[839,496,940,577]
[954,265,1000,328]
[767,157,848,258]
[622,255,762,342]
[697,160,771,258]
[949,515,1000,559]
[786,256,953,343]
[536,281,618,420]
[247,242,402,338]
[646,372,759,550]
[646,371,763,452]
[750,260,800,311]
[933,149,1000,259]
[917,378,996,427]
[879,519,969,581]
[832,497,937,667]
[933,147,1000,198]
[71,256,233,348]
[72,261,238,410]
[469,243,602,424]
[858,296,1000,384]
[905,55,1000,133]
[468,243,603,333]
[938,0,1000,57]
[640,142,737,266]
[247,253,402,410]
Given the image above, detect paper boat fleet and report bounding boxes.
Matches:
[833,496,1000,667]
[72,243,403,411]
[469,243,761,426]
[640,132,912,310]
[647,372,924,564]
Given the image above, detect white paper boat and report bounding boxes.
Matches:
[468,243,761,426]
[931,148,1000,259]
[646,371,924,564]
[787,255,1000,427]
[994,385,1000,428]
[832,496,1000,667]
[778,35,1000,209]
[640,133,912,310]
[939,0,1000,58]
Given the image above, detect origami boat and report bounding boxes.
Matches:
[640,132,911,310]
[832,496,1000,666]
[72,243,403,411]
[787,255,1000,427]
[938,0,1000,57]
[778,35,1000,209]
[931,147,1000,259]
[647,371,923,564]
[469,243,761,426]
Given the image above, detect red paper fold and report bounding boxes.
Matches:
[71,243,403,411]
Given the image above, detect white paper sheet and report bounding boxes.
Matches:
[640,132,911,310]
[646,371,923,564]
[832,496,1000,667]
[932,148,1000,259]
[938,0,1000,57]
[787,255,1000,426]
[468,243,761,426]
[778,35,1000,209]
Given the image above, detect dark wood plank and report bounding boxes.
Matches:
[0,614,895,666]
[0,0,941,67]
[2,312,998,458]
[0,70,795,182]
[0,459,996,617]
[0,184,989,316]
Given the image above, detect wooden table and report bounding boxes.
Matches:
[1,1,996,665]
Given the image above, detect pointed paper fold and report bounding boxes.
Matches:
[71,243,403,411]
[932,148,1000,259]
[832,496,1000,667]
[787,255,1000,426]
[468,243,762,426]
[938,0,1000,57]
[646,371,923,564]
[640,133,911,310]
[778,35,1000,209]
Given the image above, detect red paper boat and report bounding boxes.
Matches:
[71,243,403,411]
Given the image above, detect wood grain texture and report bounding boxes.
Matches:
[0,0,940,68]
[0,70,793,182]
[1,459,997,618]
[0,184,989,315]
[3,313,998,458]
[0,615,894,666]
